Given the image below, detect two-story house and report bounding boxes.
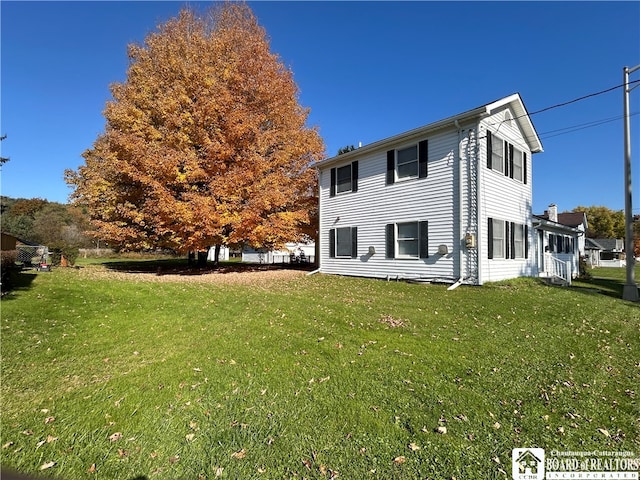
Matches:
[316,93,543,285]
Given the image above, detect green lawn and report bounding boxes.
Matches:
[1,262,639,479]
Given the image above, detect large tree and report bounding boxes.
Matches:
[573,206,625,238]
[66,4,324,255]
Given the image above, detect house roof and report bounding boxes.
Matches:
[586,238,624,251]
[316,93,543,169]
[536,211,587,228]
[532,215,581,234]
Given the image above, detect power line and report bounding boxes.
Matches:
[539,112,639,140]
[528,79,640,117]
[487,79,640,132]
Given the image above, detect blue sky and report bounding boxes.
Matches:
[1,1,639,215]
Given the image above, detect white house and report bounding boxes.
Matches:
[532,205,583,284]
[316,93,543,285]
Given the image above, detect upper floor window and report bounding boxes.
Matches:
[330,161,358,196]
[386,140,428,184]
[487,132,527,184]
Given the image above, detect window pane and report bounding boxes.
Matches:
[514,223,524,258]
[397,145,418,179]
[512,149,523,182]
[398,222,418,239]
[397,145,417,164]
[398,239,419,257]
[492,219,504,258]
[397,222,419,257]
[336,164,352,193]
[336,227,352,257]
[491,135,504,173]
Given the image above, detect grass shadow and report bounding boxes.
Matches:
[1,270,38,299]
[570,275,640,304]
[101,258,315,276]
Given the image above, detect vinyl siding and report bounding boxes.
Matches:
[320,128,462,281]
[478,107,535,283]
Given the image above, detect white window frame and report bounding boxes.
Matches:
[396,144,419,181]
[490,133,505,174]
[512,147,524,182]
[396,222,419,258]
[513,223,525,258]
[491,218,505,259]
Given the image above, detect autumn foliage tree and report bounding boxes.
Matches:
[66,4,324,258]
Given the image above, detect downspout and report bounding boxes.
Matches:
[454,119,465,285]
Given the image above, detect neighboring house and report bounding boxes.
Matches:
[535,205,587,256]
[585,238,625,267]
[242,242,315,264]
[316,93,543,285]
[533,204,582,284]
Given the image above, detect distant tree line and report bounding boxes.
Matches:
[1,196,95,264]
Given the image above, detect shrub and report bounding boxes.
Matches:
[1,250,19,294]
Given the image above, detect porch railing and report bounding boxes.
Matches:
[544,254,572,286]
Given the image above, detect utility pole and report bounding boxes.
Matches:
[622,64,640,302]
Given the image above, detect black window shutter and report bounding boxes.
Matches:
[329,229,335,258]
[351,161,358,192]
[419,221,429,258]
[505,221,511,259]
[504,141,510,177]
[488,218,494,259]
[385,224,395,258]
[486,132,493,169]
[510,222,516,259]
[508,144,514,179]
[524,225,529,258]
[523,152,528,184]
[386,150,395,185]
[330,168,336,197]
[351,227,358,258]
[418,140,428,178]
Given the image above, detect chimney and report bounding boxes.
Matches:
[548,204,558,222]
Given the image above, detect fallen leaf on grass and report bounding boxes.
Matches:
[493,422,501,430]
[108,432,122,442]
[185,433,195,442]
[435,426,447,434]
[408,443,420,451]
[214,467,224,477]
[231,448,246,459]
[39,461,56,470]
[393,456,406,464]
[598,428,611,437]
[88,463,97,473]
[44,416,55,424]
[2,442,14,449]
[46,435,57,443]
[169,455,180,464]
[117,448,128,458]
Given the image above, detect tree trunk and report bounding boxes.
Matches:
[213,245,222,265]
[197,250,207,267]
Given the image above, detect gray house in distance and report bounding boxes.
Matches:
[316,94,544,285]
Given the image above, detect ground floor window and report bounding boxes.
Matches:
[488,218,528,259]
[386,221,428,259]
[329,227,357,258]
